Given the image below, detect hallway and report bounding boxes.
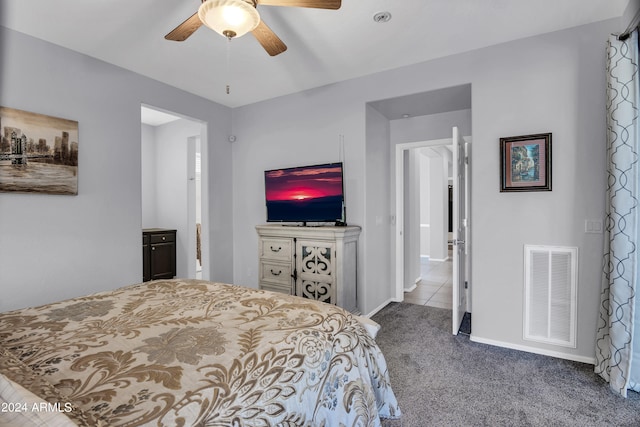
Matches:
[404,256,452,309]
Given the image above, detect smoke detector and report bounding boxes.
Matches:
[373,11,392,23]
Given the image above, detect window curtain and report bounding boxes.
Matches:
[595,29,640,398]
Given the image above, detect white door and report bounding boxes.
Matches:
[452,127,468,335]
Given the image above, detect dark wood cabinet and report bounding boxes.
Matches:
[143,228,176,281]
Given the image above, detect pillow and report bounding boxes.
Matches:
[354,314,382,339]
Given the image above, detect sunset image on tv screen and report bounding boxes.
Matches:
[264,163,343,222]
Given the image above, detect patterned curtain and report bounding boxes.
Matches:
[595,30,640,398]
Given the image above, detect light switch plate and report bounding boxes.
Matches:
[585,219,603,234]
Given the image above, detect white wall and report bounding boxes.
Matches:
[428,153,448,261]
[0,28,233,311]
[467,23,611,362]
[230,89,367,289]
[404,149,421,288]
[391,109,472,144]
[141,124,158,227]
[231,18,620,361]
[364,105,393,311]
[419,150,430,258]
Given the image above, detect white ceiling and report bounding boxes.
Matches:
[140,107,182,126]
[0,0,630,109]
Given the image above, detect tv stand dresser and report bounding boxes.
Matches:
[256,224,361,314]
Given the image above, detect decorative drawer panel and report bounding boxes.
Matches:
[296,242,336,304]
[260,261,292,286]
[298,243,334,277]
[260,238,292,261]
[298,280,335,305]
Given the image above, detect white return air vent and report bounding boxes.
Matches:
[524,245,578,348]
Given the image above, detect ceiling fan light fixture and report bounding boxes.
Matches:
[198,0,260,38]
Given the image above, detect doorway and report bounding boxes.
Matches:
[404,144,453,309]
[188,136,203,279]
[394,132,471,334]
[141,105,209,280]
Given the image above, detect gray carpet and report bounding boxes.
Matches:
[372,302,640,427]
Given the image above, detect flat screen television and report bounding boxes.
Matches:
[264,162,344,224]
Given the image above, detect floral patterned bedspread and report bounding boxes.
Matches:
[0,279,400,426]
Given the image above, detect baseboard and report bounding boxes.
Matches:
[363,297,397,319]
[404,283,417,293]
[469,335,596,365]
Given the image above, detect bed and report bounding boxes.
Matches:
[0,279,400,426]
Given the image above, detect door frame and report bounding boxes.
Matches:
[187,123,210,280]
[187,134,207,279]
[141,105,210,281]
[393,136,471,309]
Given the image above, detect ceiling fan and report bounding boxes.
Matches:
[165,0,342,56]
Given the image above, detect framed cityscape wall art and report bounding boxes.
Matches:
[0,107,78,195]
[500,132,551,192]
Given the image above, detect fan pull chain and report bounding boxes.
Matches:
[226,35,232,95]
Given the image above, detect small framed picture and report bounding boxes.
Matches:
[500,133,552,192]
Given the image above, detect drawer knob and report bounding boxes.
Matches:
[162,236,166,241]
[270,246,282,253]
[270,269,282,276]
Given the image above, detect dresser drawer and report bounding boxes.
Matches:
[150,232,175,244]
[260,238,292,261]
[260,282,292,296]
[259,261,292,286]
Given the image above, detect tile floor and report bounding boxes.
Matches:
[404,254,453,310]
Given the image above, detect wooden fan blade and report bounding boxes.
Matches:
[165,13,203,41]
[257,0,341,10]
[252,21,287,56]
